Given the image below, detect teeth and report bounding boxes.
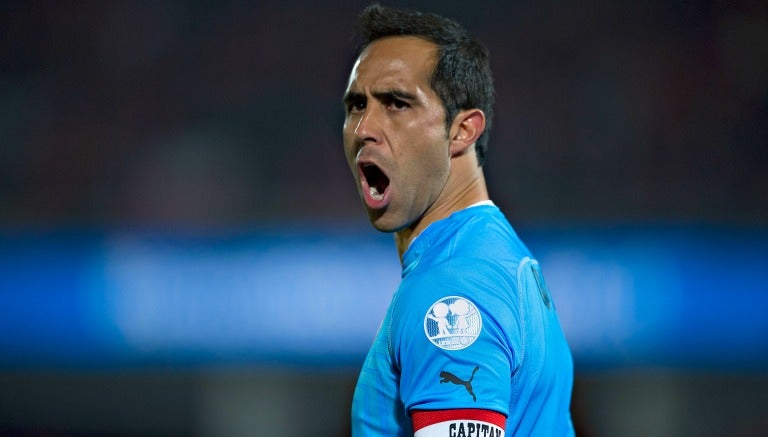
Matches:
[369,185,383,200]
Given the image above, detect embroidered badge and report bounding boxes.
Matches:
[424,296,482,350]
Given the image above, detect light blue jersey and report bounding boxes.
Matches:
[352,204,574,436]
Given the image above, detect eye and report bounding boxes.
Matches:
[388,98,410,111]
[347,101,365,114]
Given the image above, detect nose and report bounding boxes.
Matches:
[354,106,381,144]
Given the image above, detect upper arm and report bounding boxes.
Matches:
[392,265,521,419]
[412,409,506,436]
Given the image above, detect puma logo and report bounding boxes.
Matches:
[440,365,479,401]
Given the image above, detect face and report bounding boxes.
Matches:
[342,36,451,233]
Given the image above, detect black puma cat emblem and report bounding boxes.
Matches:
[439,365,480,401]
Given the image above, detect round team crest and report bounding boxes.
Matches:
[424,296,482,350]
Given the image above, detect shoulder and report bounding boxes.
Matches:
[453,207,531,262]
[422,208,531,288]
[396,208,532,316]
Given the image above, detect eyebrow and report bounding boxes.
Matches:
[342,88,418,107]
[372,89,417,103]
[342,91,365,108]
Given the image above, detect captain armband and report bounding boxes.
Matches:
[412,409,506,437]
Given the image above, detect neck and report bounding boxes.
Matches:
[395,154,489,262]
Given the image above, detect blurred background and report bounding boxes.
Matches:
[1,1,767,435]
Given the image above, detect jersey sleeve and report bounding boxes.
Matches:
[390,261,522,418]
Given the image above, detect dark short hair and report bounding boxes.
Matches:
[355,4,495,166]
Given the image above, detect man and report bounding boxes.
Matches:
[343,4,574,436]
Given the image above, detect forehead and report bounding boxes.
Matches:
[346,36,439,92]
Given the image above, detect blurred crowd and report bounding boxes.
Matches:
[2,1,766,228]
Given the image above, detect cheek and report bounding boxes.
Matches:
[399,113,448,156]
[422,148,451,183]
[342,127,358,166]
[416,123,451,164]
[400,130,450,185]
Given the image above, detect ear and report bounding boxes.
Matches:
[448,109,486,158]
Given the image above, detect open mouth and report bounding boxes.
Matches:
[361,163,390,202]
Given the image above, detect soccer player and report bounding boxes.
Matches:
[342,4,575,436]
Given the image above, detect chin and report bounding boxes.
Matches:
[367,210,405,234]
